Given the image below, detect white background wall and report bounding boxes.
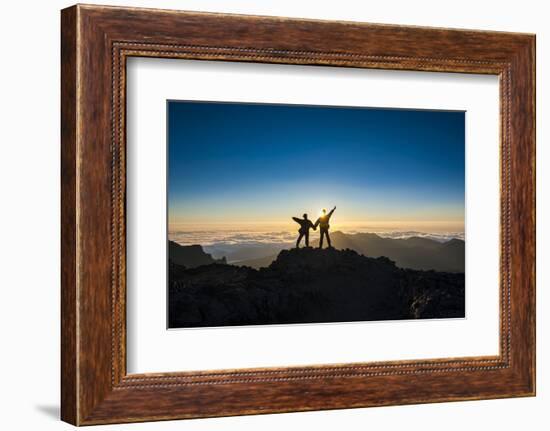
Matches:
[0,1,546,429]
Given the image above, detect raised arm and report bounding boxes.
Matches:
[327,206,336,218]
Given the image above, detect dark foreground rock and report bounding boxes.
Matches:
[168,241,226,268]
[168,247,464,328]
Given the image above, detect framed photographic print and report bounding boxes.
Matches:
[61,4,535,425]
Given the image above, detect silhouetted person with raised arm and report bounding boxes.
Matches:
[292,213,316,248]
[315,206,336,248]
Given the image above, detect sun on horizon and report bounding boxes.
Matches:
[168,101,465,248]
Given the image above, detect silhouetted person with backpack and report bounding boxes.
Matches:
[292,213,316,248]
[315,206,336,248]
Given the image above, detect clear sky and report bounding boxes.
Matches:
[168,101,465,232]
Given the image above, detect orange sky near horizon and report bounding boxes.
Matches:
[168,219,465,234]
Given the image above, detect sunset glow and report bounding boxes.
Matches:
[168,101,465,241]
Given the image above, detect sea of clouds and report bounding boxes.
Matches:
[169,229,464,247]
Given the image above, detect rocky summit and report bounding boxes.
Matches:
[168,247,465,328]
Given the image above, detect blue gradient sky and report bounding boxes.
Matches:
[168,101,465,231]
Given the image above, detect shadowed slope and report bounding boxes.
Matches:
[168,240,226,268]
[169,247,464,328]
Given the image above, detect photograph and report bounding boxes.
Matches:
[167,101,466,328]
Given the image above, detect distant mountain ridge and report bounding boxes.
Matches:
[168,241,226,268]
[169,247,464,328]
[237,232,465,272]
[331,231,465,272]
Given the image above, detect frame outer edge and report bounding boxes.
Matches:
[527,35,536,395]
[525,35,537,396]
[504,35,536,396]
[531,34,536,396]
[61,5,79,426]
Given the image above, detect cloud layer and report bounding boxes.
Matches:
[169,228,464,247]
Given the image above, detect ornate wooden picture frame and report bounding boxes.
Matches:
[61,4,535,425]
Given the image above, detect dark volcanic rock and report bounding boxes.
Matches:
[168,247,464,328]
[169,241,226,268]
